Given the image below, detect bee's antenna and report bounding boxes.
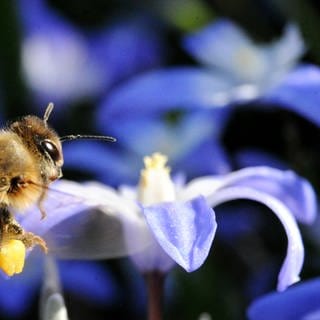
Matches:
[60,134,116,143]
[43,102,54,124]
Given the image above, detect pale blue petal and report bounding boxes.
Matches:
[142,196,216,272]
[183,19,252,69]
[247,278,320,320]
[262,65,320,126]
[21,180,149,259]
[215,167,317,224]
[207,185,304,291]
[264,24,305,70]
[183,167,316,224]
[19,0,108,105]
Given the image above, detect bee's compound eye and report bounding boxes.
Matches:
[41,139,60,163]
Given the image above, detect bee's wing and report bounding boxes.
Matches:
[21,180,153,260]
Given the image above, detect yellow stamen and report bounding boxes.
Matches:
[0,240,26,276]
[138,152,176,205]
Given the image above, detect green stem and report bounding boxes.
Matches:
[144,271,165,320]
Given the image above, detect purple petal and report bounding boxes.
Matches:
[263,64,320,126]
[141,196,217,272]
[247,278,320,320]
[218,167,316,224]
[207,185,304,291]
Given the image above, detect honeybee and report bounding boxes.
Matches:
[0,103,115,253]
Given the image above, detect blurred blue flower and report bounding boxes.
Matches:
[21,154,316,292]
[63,18,314,185]
[247,278,320,320]
[183,19,320,125]
[17,0,164,108]
[183,19,304,101]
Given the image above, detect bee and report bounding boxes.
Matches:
[0,103,115,253]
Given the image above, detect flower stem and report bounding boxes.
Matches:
[144,271,165,320]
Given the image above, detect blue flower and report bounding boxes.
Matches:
[22,153,316,292]
[183,19,304,100]
[183,19,320,125]
[63,18,314,185]
[17,0,164,108]
[247,278,320,320]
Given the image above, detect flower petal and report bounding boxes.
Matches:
[141,195,217,272]
[183,167,317,224]
[183,19,253,69]
[207,186,304,291]
[21,180,151,259]
[262,64,320,126]
[19,1,108,105]
[247,278,320,320]
[264,24,305,71]
[96,67,232,128]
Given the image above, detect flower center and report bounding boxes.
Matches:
[0,240,26,276]
[233,46,266,82]
[138,153,176,205]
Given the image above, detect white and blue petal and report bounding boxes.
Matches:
[21,180,151,259]
[183,19,254,72]
[183,19,304,87]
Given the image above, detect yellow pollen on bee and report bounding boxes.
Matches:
[0,240,26,276]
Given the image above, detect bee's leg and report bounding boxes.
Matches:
[0,206,48,253]
[37,191,47,220]
[20,232,48,253]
